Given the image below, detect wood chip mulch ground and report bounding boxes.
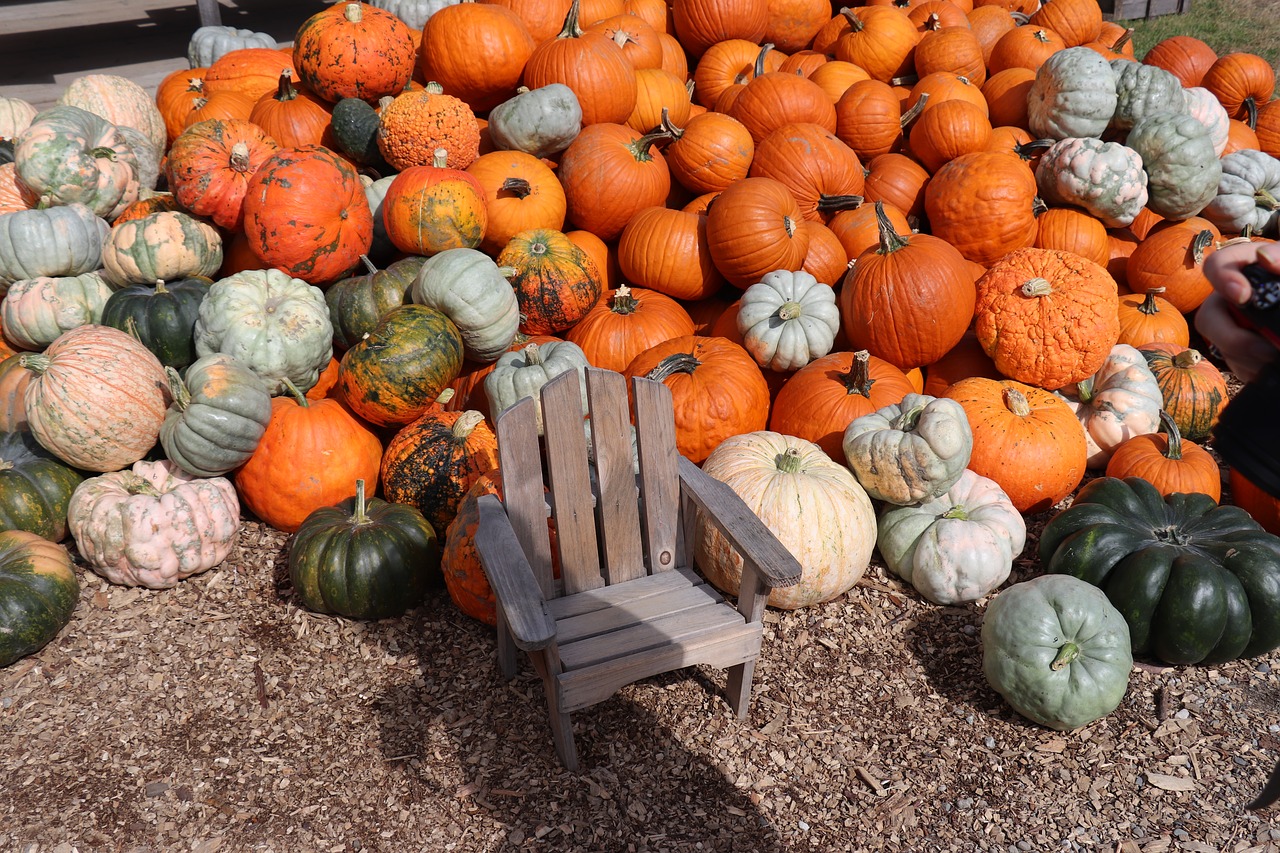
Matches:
[5,378,1280,852]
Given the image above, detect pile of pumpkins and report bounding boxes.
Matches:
[1,0,1280,732]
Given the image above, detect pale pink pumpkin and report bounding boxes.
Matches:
[56,74,168,155]
[1,271,114,352]
[67,458,241,589]
[1054,343,1163,469]
[1182,86,1231,157]
[0,96,38,142]
[19,324,169,472]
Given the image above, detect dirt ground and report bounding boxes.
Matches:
[5,480,1280,853]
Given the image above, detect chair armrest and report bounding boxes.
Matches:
[677,456,802,590]
[474,494,557,651]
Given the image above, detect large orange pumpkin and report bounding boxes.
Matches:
[381,149,488,256]
[565,284,695,372]
[165,118,280,231]
[292,1,416,103]
[704,176,810,288]
[924,150,1039,265]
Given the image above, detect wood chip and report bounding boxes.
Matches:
[1144,772,1197,792]
[854,766,886,796]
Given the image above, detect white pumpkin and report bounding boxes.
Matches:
[877,469,1025,605]
[1,270,114,351]
[411,248,519,363]
[737,269,840,372]
[694,431,876,610]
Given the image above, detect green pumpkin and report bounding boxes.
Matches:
[0,431,83,542]
[325,254,425,353]
[411,247,520,363]
[1027,47,1118,140]
[0,203,110,289]
[160,354,273,478]
[1126,112,1222,220]
[13,105,140,219]
[288,479,440,619]
[982,573,1133,731]
[0,529,79,667]
[1109,59,1186,133]
[101,276,212,370]
[331,97,392,170]
[1039,476,1280,665]
[1203,149,1280,237]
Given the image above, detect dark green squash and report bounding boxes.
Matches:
[325,254,426,353]
[0,529,79,667]
[330,96,392,171]
[335,304,465,427]
[288,479,440,619]
[100,276,212,370]
[1039,476,1280,665]
[0,139,13,166]
[0,431,83,542]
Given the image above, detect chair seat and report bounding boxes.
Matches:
[548,567,762,714]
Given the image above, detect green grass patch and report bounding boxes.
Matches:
[1119,0,1280,95]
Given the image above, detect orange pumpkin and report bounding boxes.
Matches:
[496,228,603,335]
[466,150,567,256]
[663,110,755,195]
[418,3,536,113]
[234,382,384,533]
[617,206,724,301]
[942,377,1087,513]
[522,0,639,125]
[973,247,1120,390]
[922,327,1002,396]
[292,1,416,103]
[1230,467,1280,536]
[748,122,865,224]
[381,149,488,256]
[1105,410,1221,502]
[1115,288,1189,349]
[1137,342,1229,443]
[555,122,672,242]
[247,70,335,149]
[924,150,1039,265]
[566,284,696,372]
[622,335,770,463]
[166,118,281,231]
[1124,221,1219,314]
[704,176,810,288]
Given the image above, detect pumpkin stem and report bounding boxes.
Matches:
[1002,386,1031,417]
[840,350,876,398]
[659,106,685,140]
[229,141,251,173]
[358,254,378,275]
[454,410,486,439]
[165,366,191,412]
[753,43,776,78]
[775,447,805,474]
[281,376,310,408]
[351,478,370,525]
[1014,139,1055,161]
[899,93,928,131]
[17,353,49,376]
[273,69,298,102]
[890,401,925,432]
[343,2,362,23]
[816,194,865,213]
[1050,641,1079,671]
[1257,187,1280,211]
[555,0,585,39]
[153,278,170,295]
[500,177,533,199]
[1020,277,1053,298]
[629,128,674,162]
[940,504,968,521]
[431,147,449,169]
[775,301,804,322]
[609,23,637,50]
[839,8,864,32]
[1137,287,1165,315]
[1074,375,1096,404]
[1172,347,1202,370]
[646,351,701,381]
[1157,409,1184,461]
[1245,97,1258,130]
[1190,229,1213,265]
[1111,27,1134,51]
[520,342,544,367]
[610,284,639,315]
[120,471,162,498]
[874,201,910,255]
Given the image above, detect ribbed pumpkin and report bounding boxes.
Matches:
[662,110,755,195]
[556,123,672,242]
[1115,287,1189,349]
[973,247,1120,390]
[565,284,696,372]
[496,228,603,335]
[56,73,167,155]
[165,118,280,231]
[0,430,82,542]
[465,150,567,256]
[0,355,32,433]
[768,350,916,462]
[1138,342,1229,443]
[616,206,724,301]
[521,0,638,126]
[13,105,140,220]
[160,353,273,479]
[841,202,976,371]
[242,145,373,285]
[325,254,425,354]
[0,530,79,667]
[292,2,416,103]
[705,177,810,288]
[1124,221,1218,314]
[748,122,865,224]
[924,150,1040,266]
[417,2,536,114]
[233,379,383,533]
[248,70,335,149]
[336,305,465,427]
[1104,410,1221,502]
[942,376,1087,513]
[1,272,114,353]
[622,335,770,463]
[381,149,488,256]
[19,325,168,473]
[100,211,223,287]
[380,409,500,536]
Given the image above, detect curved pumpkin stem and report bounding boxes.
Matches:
[1015,138,1055,161]
[555,0,585,39]
[1137,287,1166,315]
[273,69,299,102]
[357,254,378,275]
[839,8,864,32]
[453,410,486,439]
[500,177,533,199]
[873,201,910,255]
[890,400,926,432]
[1258,187,1280,211]
[1157,409,1185,461]
[647,351,701,381]
[1190,229,1214,265]
[775,446,805,474]
[899,92,928,130]
[630,128,674,162]
[752,43,776,78]
[281,377,311,408]
[659,106,685,140]
[165,366,191,412]
[119,472,163,497]
[816,194,865,214]
[1074,375,1096,404]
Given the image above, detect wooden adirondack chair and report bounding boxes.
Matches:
[473,366,803,771]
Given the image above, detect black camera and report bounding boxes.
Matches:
[1211,262,1280,499]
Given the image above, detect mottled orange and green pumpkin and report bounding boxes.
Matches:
[380,408,499,537]
[325,254,427,353]
[496,228,603,335]
[336,304,465,427]
[1137,342,1229,442]
[381,150,487,256]
[165,118,280,231]
[241,144,373,285]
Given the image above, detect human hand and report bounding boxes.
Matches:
[1194,241,1280,384]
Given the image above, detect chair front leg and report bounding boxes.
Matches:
[530,646,578,772]
[496,607,518,680]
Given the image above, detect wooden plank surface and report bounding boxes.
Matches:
[541,371,603,596]
[554,579,727,646]
[557,601,747,671]
[546,566,704,621]
[632,376,683,574]
[0,0,323,109]
[584,369,645,585]
[494,395,556,600]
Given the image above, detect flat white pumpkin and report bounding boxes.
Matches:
[737,269,839,372]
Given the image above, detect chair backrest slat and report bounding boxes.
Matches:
[540,370,604,595]
[631,376,684,573]
[494,395,556,599]
[584,368,646,585]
